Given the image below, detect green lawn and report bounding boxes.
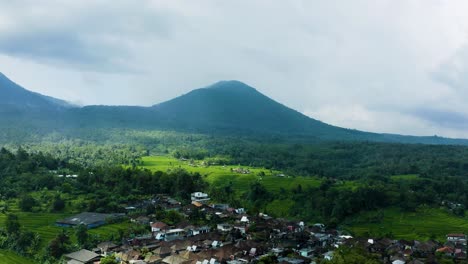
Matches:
[344,207,468,241]
[0,250,34,264]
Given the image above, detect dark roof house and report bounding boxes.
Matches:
[56,212,116,228]
[65,249,101,264]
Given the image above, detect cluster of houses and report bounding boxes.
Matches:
[62,193,467,264]
[436,233,467,260]
[230,168,251,174]
[57,174,79,178]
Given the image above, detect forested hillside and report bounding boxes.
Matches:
[2,72,468,145]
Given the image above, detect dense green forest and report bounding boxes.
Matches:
[1,133,468,261]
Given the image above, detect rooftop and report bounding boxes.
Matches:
[65,249,100,262]
[57,212,113,226]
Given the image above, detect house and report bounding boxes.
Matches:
[212,204,230,211]
[192,201,204,207]
[436,246,455,257]
[192,192,210,202]
[164,228,186,241]
[240,216,249,224]
[234,226,247,235]
[392,260,405,264]
[277,258,305,264]
[96,241,118,256]
[64,249,101,264]
[299,248,314,258]
[56,212,118,228]
[189,226,211,236]
[153,246,172,258]
[162,255,189,264]
[151,221,169,233]
[323,251,334,261]
[447,234,466,244]
[235,208,246,214]
[217,224,233,232]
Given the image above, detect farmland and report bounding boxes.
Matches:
[344,207,468,241]
[0,250,34,264]
[140,155,323,193]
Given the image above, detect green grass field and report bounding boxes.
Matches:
[141,156,323,193]
[0,205,71,247]
[89,222,133,240]
[390,174,420,181]
[0,211,134,245]
[0,250,34,264]
[344,207,468,241]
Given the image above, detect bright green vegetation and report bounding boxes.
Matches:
[390,174,420,181]
[1,132,468,262]
[0,211,69,246]
[344,207,468,241]
[0,201,133,246]
[0,250,34,264]
[141,156,323,193]
[88,222,134,240]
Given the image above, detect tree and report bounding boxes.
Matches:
[258,255,277,264]
[100,255,119,264]
[47,231,70,259]
[5,214,20,235]
[52,195,66,212]
[19,195,36,212]
[75,224,88,247]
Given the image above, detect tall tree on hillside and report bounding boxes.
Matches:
[47,230,71,259]
[76,224,89,247]
[5,214,20,235]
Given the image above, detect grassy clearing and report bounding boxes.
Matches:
[0,198,134,249]
[343,207,468,241]
[0,210,70,247]
[0,250,34,264]
[141,156,323,193]
[89,222,133,240]
[390,174,420,181]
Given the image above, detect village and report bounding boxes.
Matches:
[59,192,467,264]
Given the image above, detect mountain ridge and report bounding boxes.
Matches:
[1,72,468,145]
[0,72,75,110]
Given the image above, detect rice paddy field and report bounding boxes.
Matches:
[0,250,34,264]
[344,207,468,242]
[0,201,134,263]
[140,155,324,193]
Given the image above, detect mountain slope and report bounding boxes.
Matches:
[152,80,365,138]
[0,72,74,111]
[1,73,468,145]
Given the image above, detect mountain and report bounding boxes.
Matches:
[152,80,366,139]
[0,72,74,111]
[1,72,468,145]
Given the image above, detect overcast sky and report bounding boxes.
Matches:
[1,1,468,138]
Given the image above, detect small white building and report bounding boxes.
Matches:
[217,223,233,232]
[447,233,466,244]
[323,251,334,261]
[191,192,210,202]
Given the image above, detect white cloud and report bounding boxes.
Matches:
[1,0,468,137]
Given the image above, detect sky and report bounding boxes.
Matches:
[1,1,468,138]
